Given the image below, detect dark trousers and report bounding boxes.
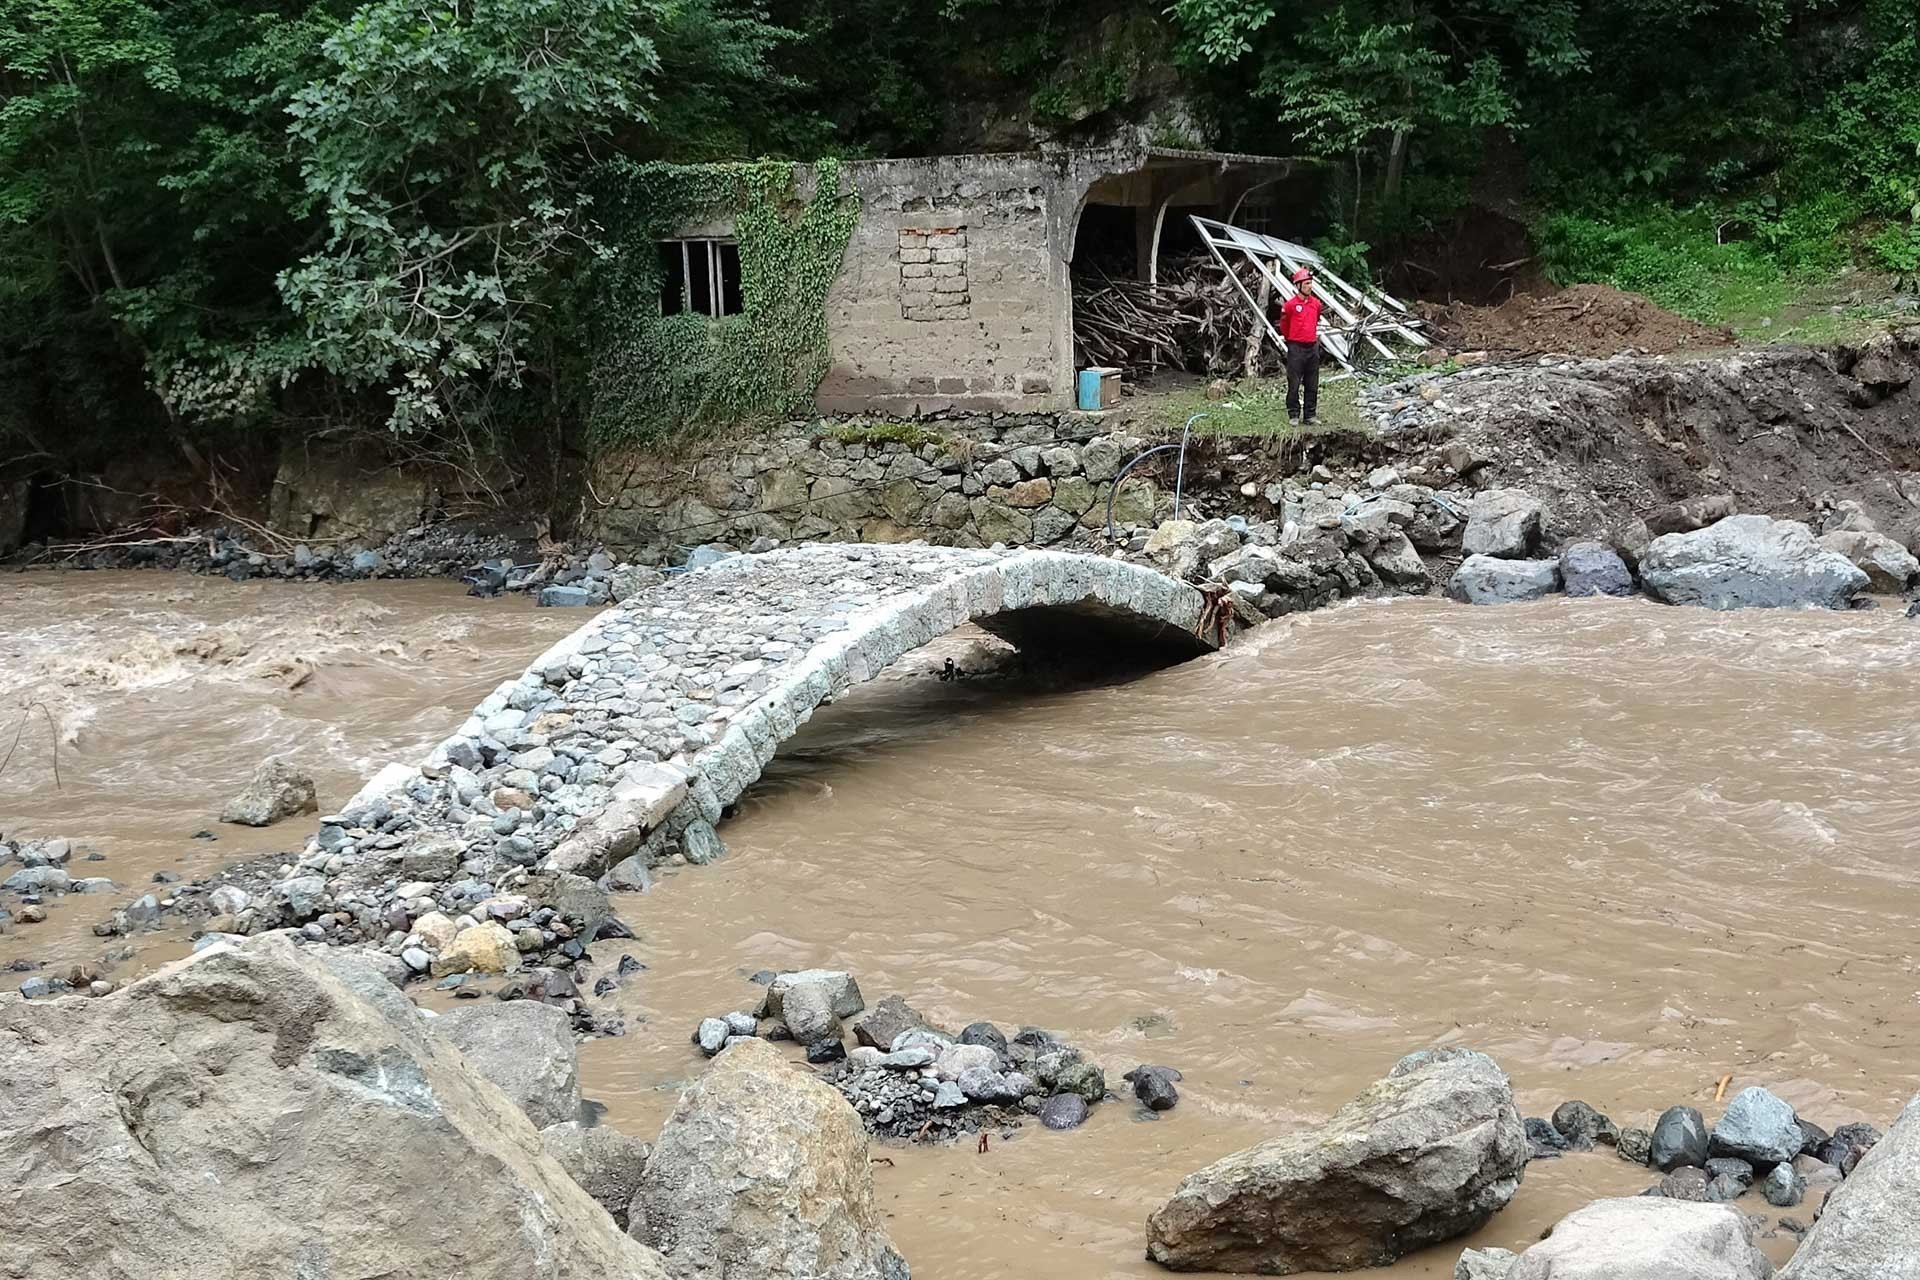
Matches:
[1286,342,1320,420]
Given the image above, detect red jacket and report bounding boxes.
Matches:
[1277,293,1322,344]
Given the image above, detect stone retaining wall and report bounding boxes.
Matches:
[589,415,1167,562]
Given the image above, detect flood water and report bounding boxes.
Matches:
[8,569,1920,1276]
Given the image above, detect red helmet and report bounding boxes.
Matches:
[1291,267,1312,283]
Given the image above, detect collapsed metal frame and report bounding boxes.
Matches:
[1188,215,1429,373]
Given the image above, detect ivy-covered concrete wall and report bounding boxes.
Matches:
[587,416,1163,561]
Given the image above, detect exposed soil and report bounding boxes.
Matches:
[1362,328,1920,548]
[1385,203,1546,306]
[1418,283,1735,359]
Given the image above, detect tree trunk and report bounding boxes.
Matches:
[1384,128,1410,204]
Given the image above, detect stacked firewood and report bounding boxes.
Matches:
[1072,258,1277,377]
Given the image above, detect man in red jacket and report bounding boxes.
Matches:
[1276,266,1323,422]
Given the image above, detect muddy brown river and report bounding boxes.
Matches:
[6,569,1920,1276]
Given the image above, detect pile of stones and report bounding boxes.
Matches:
[1523,1085,1881,1233]
[0,837,121,936]
[690,971,1179,1142]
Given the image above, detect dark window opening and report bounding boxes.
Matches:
[658,242,686,316]
[658,239,743,318]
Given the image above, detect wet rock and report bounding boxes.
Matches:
[1795,1118,1829,1157]
[956,1020,1008,1061]
[758,969,864,1022]
[931,1080,966,1110]
[1447,555,1561,604]
[1762,1160,1805,1208]
[1710,1087,1801,1167]
[433,1000,580,1129]
[1704,1171,1747,1203]
[956,1066,1017,1104]
[538,585,595,607]
[1126,1064,1181,1111]
[1145,1048,1527,1274]
[1815,1121,1882,1177]
[541,1120,652,1232]
[2,867,69,895]
[1034,1051,1104,1104]
[1526,1116,1572,1159]
[1642,515,1868,610]
[1816,530,1920,593]
[1038,1094,1088,1131]
[1559,543,1634,597]
[1507,1198,1771,1279]
[853,994,931,1050]
[218,758,318,827]
[1660,1167,1712,1201]
[1552,1100,1618,1150]
[0,935,671,1280]
[694,1018,730,1057]
[1461,489,1543,558]
[1367,531,1431,585]
[932,1043,998,1082]
[1651,1105,1711,1171]
[630,1038,908,1280]
[779,979,844,1048]
[1704,1157,1755,1191]
[1456,1248,1518,1280]
[805,1039,847,1065]
[1646,493,1737,536]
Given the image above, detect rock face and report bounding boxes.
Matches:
[1462,489,1543,558]
[219,757,318,826]
[1710,1087,1801,1167]
[1641,515,1868,609]
[1780,1091,1920,1279]
[631,1037,909,1280]
[1145,1048,1527,1274]
[1817,529,1920,593]
[433,1000,582,1129]
[1447,555,1561,605]
[0,937,670,1280]
[1559,542,1635,597]
[1507,1198,1772,1279]
[542,1121,652,1231]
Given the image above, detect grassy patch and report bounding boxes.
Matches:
[823,420,948,450]
[1147,376,1372,441]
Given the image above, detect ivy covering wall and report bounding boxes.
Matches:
[589,160,860,444]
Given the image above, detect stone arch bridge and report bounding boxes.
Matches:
[350,545,1236,886]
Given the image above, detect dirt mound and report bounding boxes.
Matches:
[1418,283,1733,358]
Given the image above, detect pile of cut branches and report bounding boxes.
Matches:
[1071,257,1276,377]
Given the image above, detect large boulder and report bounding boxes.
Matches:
[758,969,865,1022]
[1817,529,1919,593]
[1507,1198,1771,1279]
[1709,1087,1800,1167]
[433,999,582,1129]
[219,757,318,827]
[1779,1090,1920,1279]
[1559,542,1634,598]
[1447,555,1561,605]
[1461,489,1542,558]
[1641,515,1868,610]
[631,1037,909,1279]
[1144,1047,1527,1273]
[0,937,669,1280]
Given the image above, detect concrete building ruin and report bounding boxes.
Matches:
[650,144,1292,419]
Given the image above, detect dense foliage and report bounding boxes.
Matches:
[1,0,1915,474]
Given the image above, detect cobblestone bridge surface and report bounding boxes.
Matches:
[335,545,1230,905]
